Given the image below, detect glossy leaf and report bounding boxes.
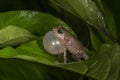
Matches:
[0,40,120,80]
[86,43,120,80]
[0,58,50,80]
[0,11,69,35]
[51,0,117,44]
[103,0,120,39]
[0,6,118,80]
[103,5,117,39]
[89,28,103,51]
[0,25,35,48]
[51,0,106,31]
[0,41,88,74]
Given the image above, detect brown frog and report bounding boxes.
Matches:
[43,25,89,63]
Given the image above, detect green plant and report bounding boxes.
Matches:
[0,0,119,80]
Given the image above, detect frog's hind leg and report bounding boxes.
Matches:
[72,54,81,61]
[72,50,88,61]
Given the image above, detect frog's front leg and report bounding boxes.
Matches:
[63,46,67,63]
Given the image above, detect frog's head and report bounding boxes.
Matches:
[52,25,67,40]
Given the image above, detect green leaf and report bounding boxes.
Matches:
[106,44,120,80]
[51,0,106,31]
[86,44,120,80]
[0,41,88,74]
[89,27,114,50]
[89,28,103,51]
[86,44,111,80]
[0,9,118,80]
[103,0,120,39]
[51,0,117,43]
[0,25,35,48]
[0,11,69,35]
[103,5,117,39]
[0,40,120,80]
[0,58,50,80]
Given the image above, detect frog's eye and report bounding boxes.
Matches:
[58,29,64,34]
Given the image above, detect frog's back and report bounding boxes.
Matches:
[66,36,89,60]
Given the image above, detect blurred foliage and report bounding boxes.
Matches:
[0,0,119,80]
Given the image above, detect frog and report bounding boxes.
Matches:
[43,25,89,63]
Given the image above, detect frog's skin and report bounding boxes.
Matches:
[52,26,89,63]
